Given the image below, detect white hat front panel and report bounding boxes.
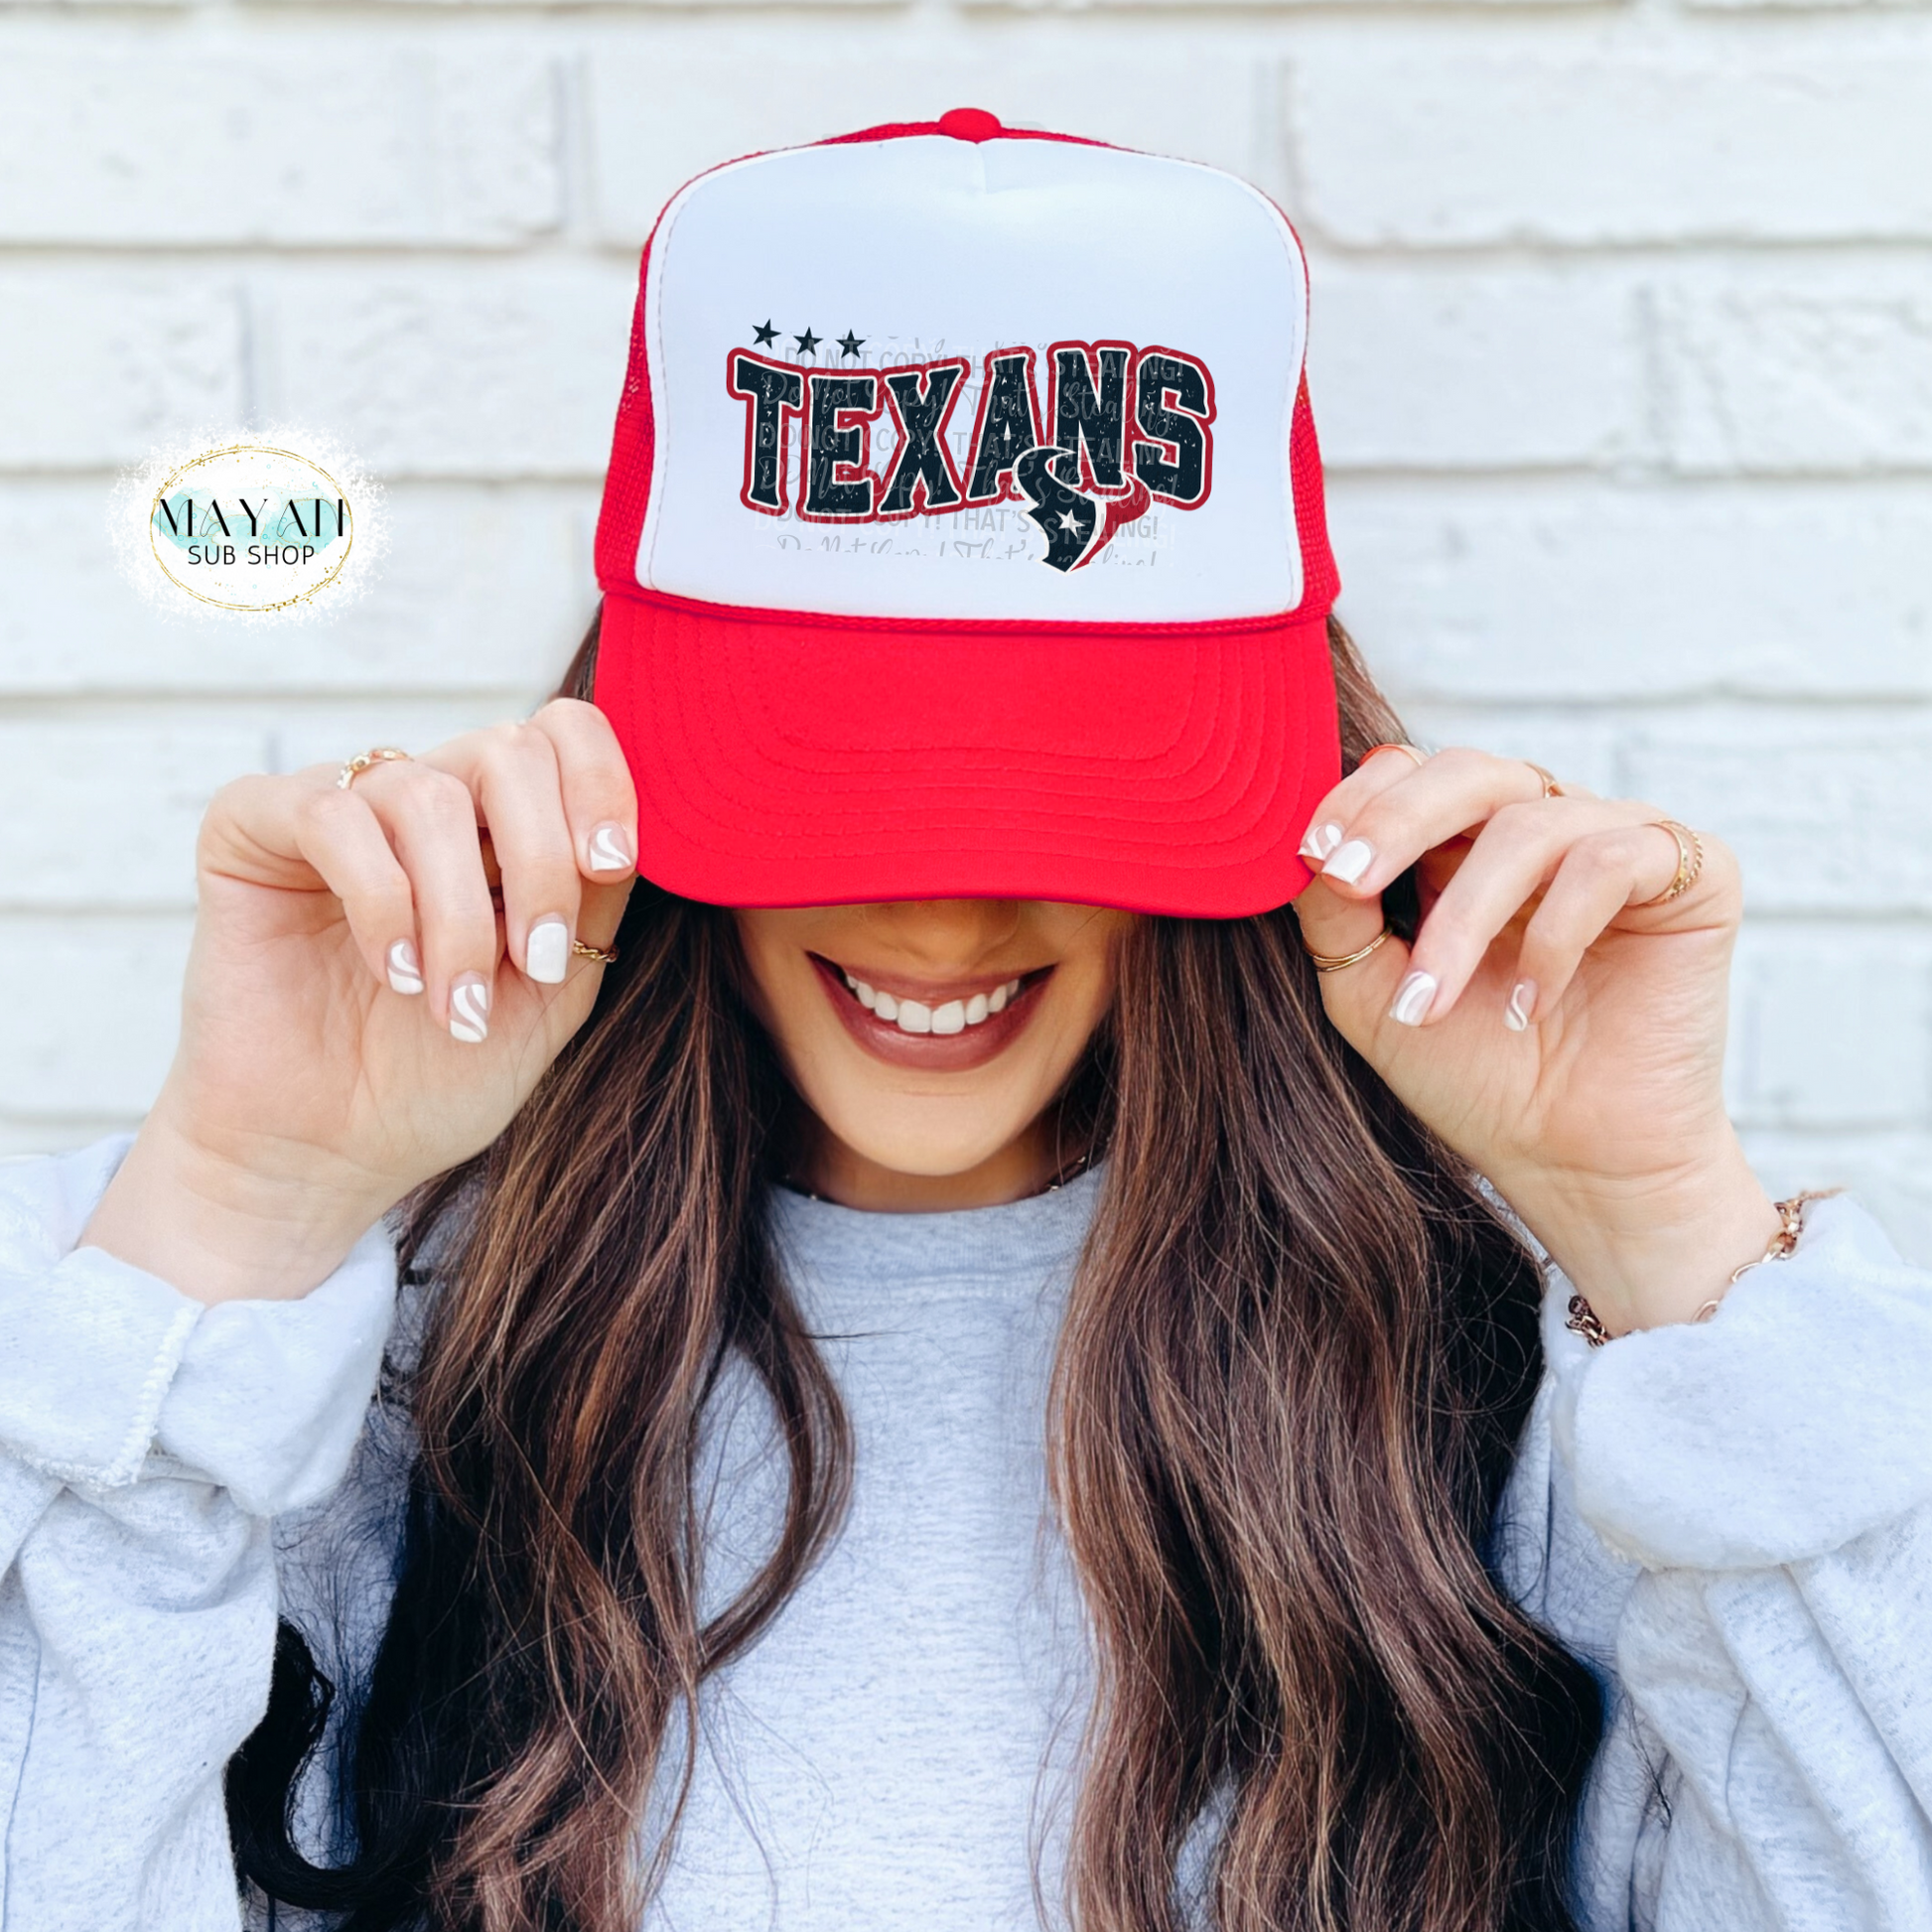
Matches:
[635,135,1311,624]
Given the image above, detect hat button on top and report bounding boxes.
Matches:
[937,106,1004,142]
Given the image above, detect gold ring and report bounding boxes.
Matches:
[1302,922,1394,975]
[1633,819,1704,907]
[337,746,411,790]
[1360,742,1428,771]
[1523,760,1566,800]
[571,938,619,965]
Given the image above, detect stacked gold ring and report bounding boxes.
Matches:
[1636,819,1704,906]
[337,745,411,789]
[1302,922,1394,974]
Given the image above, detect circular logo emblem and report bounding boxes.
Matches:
[110,426,384,622]
[148,443,354,612]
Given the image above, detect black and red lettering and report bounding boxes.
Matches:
[725,333,1215,564]
[964,349,1044,505]
[1131,347,1215,508]
[1046,342,1132,492]
[803,370,885,521]
[878,357,970,517]
[727,349,805,515]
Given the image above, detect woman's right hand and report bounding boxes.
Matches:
[78,699,640,1305]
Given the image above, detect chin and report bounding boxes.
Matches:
[840,1123,1022,1181]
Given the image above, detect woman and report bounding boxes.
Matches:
[5,115,1931,1932]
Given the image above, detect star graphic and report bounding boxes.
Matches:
[793,327,821,355]
[1057,512,1084,533]
[753,319,779,345]
[838,330,865,358]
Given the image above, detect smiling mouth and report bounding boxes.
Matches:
[809,953,1051,1039]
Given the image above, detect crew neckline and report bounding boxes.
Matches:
[766,1159,1104,1292]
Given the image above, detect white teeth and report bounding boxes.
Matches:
[838,967,1030,1035]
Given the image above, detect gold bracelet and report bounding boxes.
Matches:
[1563,1189,1841,1348]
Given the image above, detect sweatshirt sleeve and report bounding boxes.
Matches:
[1543,1192,1932,1930]
[0,1131,400,1932]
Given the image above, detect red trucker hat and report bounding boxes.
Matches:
[591,107,1342,918]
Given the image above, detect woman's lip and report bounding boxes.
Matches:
[809,954,1048,1071]
[809,953,1036,1007]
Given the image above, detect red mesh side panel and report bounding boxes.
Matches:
[594,235,656,595]
[1289,373,1340,621]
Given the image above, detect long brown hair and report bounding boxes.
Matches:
[227,606,1601,1931]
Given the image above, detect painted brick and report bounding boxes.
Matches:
[0,270,243,471]
[587,40,1266,243]
[1308,261,1643,471]
[1289,41,1932,246]
[0,703,537,911]
[0,720,268,909]
[316,0,895,7]
[973,0,1596,8]
[0,915,191,1117]
[0,483,596,695]
[1618,714,1932,915]
[253,261,635,480]
[1726,924,1932,1127]
[263,695,557,781]
[1654,262,1932,474]
[1325,480,1932,702]
[1689,0,1932,10]
[1379,705,1623,797]
[0,47,561,246]
[1739,1129,1932,1266]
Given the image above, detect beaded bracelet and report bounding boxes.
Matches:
[1563,1189,1840,1348]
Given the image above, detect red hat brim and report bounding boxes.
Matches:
[593,587,1341,918]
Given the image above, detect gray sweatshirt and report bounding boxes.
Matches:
[4,1130,1932,1931]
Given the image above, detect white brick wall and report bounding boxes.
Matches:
[5,0,1929,1260]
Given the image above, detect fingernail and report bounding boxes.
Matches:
[1389,969,1437,1028]
[387,938,424,996]
[450,972,490,1044]
[1504,978,1537,1033]
[588,822,633,874]
[1322,838,1375,887]
[1299,821,1344,864]
[525,916,570,985]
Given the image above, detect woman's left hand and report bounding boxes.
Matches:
[1292,746,1783,1337]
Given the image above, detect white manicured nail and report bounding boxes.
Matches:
[1504,979,1537,1033]
[525,917,570,984]
[588,822,633,874]
[1389,970,1437,1028]
[387,938,424,996]
[450,973,490,1044]
[1322,838,1375,886]
[1299,821,1344,864]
